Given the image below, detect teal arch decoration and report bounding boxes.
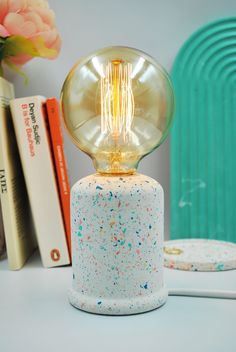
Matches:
[171,17,236,243]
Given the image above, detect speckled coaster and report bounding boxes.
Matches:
[164,239,236,271]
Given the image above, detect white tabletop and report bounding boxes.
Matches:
[0,251,236,352]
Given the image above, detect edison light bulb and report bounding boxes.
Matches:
[61,46,174,174]
[62,46,175,315]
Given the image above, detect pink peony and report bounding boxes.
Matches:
[0,0,61,66]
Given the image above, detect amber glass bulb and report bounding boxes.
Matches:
[61,46,175,174]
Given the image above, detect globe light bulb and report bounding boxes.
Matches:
[61,46,174,174]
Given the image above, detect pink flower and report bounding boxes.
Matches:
[0,0,61,65]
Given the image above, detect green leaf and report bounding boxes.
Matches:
[0,35,57,81]
[2,35,56,59]
[0,62,3,77]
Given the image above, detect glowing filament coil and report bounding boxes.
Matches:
[101,60,134,141]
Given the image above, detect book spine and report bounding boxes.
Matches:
[0,83,19,269]
[0,82,27,269]
[0,79,37,270]
[10,96,70,268]
[46,98,71,258]
[0,126,16,268]
[0,200,6,260]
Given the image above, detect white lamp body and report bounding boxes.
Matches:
[68,173,167,315]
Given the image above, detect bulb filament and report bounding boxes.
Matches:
[101,60,134,141]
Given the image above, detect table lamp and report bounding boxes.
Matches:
[61,46,175,315]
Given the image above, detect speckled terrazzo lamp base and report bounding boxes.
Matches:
[61,46,175,316]
[68,173,167,315]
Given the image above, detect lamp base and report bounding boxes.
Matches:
[68,287,167,315]
[70,173,165,315]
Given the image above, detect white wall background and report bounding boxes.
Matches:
[7,0,236,239]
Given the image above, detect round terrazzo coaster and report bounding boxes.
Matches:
[164,239,236,271]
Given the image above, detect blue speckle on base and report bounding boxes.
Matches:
[140,282,148,289]
[96,185,103,190]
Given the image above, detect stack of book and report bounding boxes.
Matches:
[0,77,71,270]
